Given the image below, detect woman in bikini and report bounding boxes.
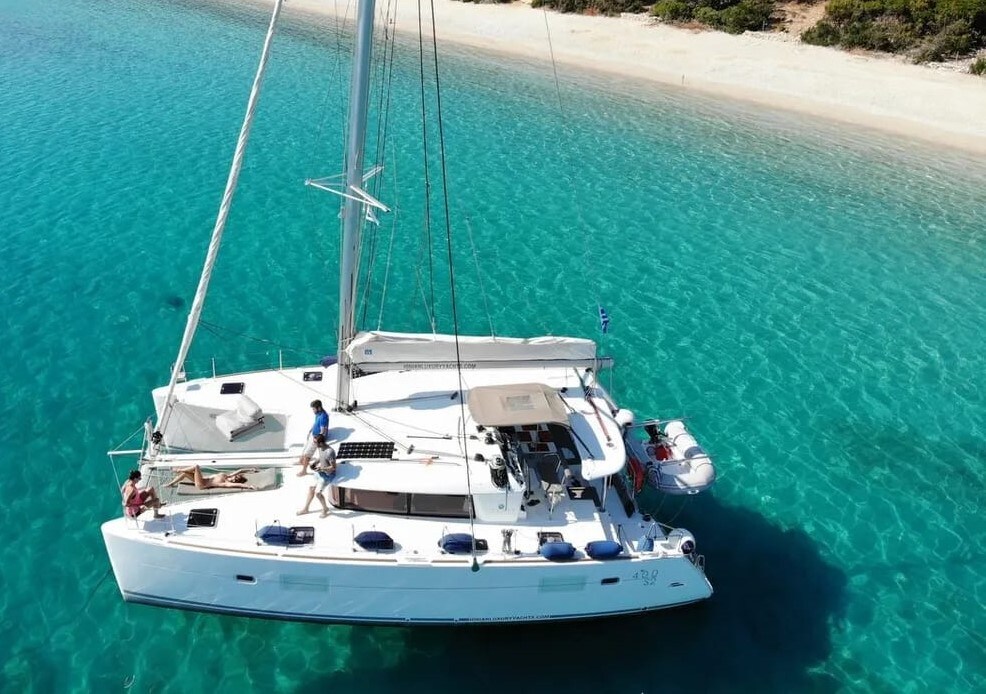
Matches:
[121,469,166,519]
[164,465,259,490]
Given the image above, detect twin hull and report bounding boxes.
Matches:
[103,523,712,624]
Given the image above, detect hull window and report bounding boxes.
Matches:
[335,488,472,519]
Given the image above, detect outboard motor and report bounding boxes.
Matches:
[667,528,697,556]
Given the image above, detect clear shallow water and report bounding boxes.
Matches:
[2,0,985,691]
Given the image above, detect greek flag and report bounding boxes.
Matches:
[598,305,610,334]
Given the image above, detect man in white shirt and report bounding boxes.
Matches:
[298,434,337,518]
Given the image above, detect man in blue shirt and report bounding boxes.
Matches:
[297,399,330,476]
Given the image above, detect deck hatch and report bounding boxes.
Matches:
[220,382,245,394]
[187,508,218,527]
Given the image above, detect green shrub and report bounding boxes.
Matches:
[720,0,775,31]
[802,19,843,44]
[972,56,986,73]
[936,0,986,32]
[806,0,985,59]
[694,5,724,25]
[912,19,973,60]
[697,0,738,10]
[652,0,695,20]
[533,0,650,12]
[867,16,919,51]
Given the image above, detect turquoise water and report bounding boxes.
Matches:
[2,0,985,690]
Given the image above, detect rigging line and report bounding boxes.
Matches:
[664,495,691,526]
[107,423,147,491]
[271,370,343,411]
[198,319,323,357]
[410,242,437,331]
[156,0,287,444]
[357,224,379,327]
[353,404,464,438]
[359,1,399,327]
[426,0,478,571]
[541,9,599,317]
[376,139,400,330]
[336,0,357,157]
[357,0,397,328]
[308,0,349,190]
[303,0,353,249]
[463,215,496,337]
[372,4,401,330]
[416,0,437,333]
[110,424,149,453]
[372,0,398,178]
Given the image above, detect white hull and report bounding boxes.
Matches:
[103,522,711,624]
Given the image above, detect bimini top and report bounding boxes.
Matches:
[467,383,569,427]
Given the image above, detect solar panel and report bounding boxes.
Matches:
[338,441,396,460]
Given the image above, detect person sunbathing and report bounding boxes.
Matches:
[165,465,259,490]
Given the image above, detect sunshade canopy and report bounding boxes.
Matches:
[467,383,569,427]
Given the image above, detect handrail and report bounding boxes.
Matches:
[653,454,713,467]
[624,417,689,429]
[108,449,145,457]
[177,348,322,381]
[151,452,298,466]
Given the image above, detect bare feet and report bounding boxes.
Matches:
[320,511,330,518]
[296,470,308,477]
[297,509,310,516]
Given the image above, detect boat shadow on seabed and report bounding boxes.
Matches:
[301,492,850,694]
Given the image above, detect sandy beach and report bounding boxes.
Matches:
[268,0,986,154]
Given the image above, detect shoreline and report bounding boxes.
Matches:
[261,0,986,154]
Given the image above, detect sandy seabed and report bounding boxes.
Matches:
[257,0,986,153]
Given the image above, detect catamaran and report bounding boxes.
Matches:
[101,0,716,624]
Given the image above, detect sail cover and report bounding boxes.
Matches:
[467,383,569,427]
[346,332,597,371]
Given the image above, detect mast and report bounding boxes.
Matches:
[154,0,286,447]
[335,0,377,410]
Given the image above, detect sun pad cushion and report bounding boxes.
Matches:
[175,468,278,495]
